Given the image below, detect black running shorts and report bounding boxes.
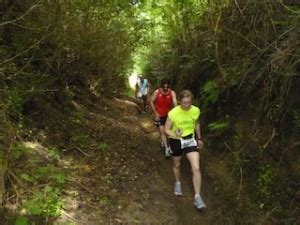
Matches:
[169,135,198,157]
[154,116,167,127]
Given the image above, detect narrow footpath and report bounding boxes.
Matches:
[52,96,256,224]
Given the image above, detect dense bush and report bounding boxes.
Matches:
[0,1,141,220]
[1,1,141,121]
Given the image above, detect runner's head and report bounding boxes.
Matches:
[139,75,144,82]
[178,90,193,111]
[160,78,170,92]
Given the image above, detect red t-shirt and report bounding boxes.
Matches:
[154,88,173,117]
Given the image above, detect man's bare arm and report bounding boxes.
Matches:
[171,91,177,107]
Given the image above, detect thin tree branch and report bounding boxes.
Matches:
[0,4,41,27]
[234,0,244,18]
[280,0,300,14]
[0,30,51,65]
[223,27,262,51]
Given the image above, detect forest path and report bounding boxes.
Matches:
[54,96,233,225]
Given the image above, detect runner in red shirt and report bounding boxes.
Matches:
[150,78,177,157]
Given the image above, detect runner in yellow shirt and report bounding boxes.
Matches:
[164,90,206,210]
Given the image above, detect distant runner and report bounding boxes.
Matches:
[164,90,206,210]
[135,75,149,114]
[150,78,177,157]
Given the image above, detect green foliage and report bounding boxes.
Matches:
[15,145,67,219]
[257,164,274,205]
[99,196,112,205]
[202,81,220,104]
[15,216,28,225]
[12,145,32,160]
[22,186,64,217]
[98,142,109,152]
[230,133,248,173]
[70,133,90,149]
[66,222,76,225]
[48,148,60,160]
[49,174,67,185]
[71,117,83,126]
[0,0,141,133]
[33,166,50,180]
[20,164,67,186]
[208,121,229,132]
[4,88,24,126]
[20,173,34,183]
[34,166,53,180]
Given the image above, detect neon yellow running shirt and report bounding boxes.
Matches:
[168,105,200,138]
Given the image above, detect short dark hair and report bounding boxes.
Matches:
[178,90,194,101]
[160,78,170,87]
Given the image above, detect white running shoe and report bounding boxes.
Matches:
[174,181,182,196]
[194,194,206,209]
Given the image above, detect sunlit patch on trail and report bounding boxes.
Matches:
[115,98,138,107]
[140,121,153,130]
[140,120,159,140]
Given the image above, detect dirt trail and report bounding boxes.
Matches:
[53,97,238,225]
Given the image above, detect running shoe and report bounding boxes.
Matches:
[174,181,182,196]
[194,194,206,209]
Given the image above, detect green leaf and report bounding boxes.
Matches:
[44,185,53,193]
[208,122,229,131]
[50,174,67,184]
[29,205,43,215]
[203,81,220,104]
[48,148,60,160]
[15,216,28,225]
[20,173,34,182]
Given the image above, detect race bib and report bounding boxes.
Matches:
[180,137,197,149]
